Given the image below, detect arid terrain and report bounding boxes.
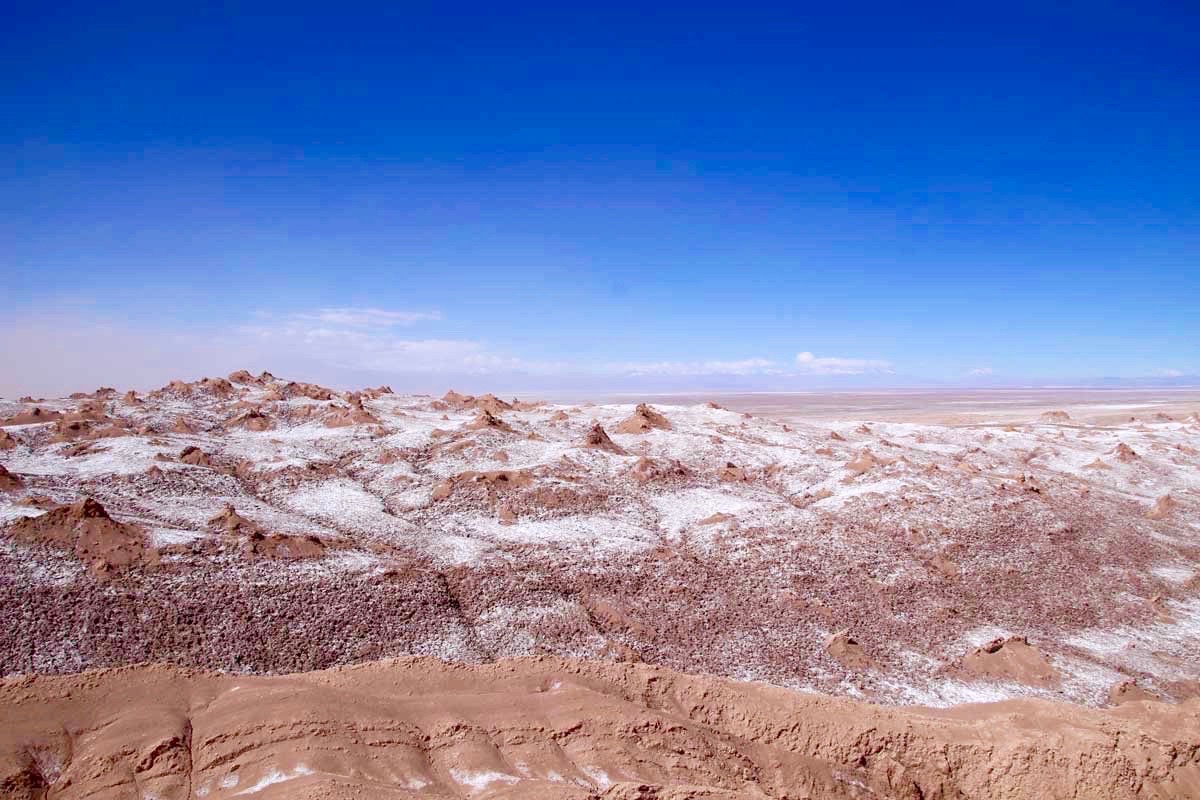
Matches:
[2,374,1199,798]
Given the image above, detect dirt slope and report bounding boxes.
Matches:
[2,656,1198,800]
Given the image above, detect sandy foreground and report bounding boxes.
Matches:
[3,656,1198,799]
[1,375,1199,798]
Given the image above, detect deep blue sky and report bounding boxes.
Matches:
[3,1,1197,393]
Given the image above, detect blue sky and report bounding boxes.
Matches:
[2,1,1197,394]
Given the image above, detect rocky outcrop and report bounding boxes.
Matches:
[582,422,626,454]
[3,498,153,576]
[616,403,671,434]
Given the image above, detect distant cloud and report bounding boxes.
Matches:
[242,309,560,375]
[297,307,442,327]
[968,367,994,376]
[608,358,780,377]
[1152,368,1184,378]
[794,351,893,375]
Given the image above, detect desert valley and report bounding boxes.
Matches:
[1,374,1198,798]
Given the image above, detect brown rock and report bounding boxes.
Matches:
[179,446,212,467]
[226,409,273,432]
[1108,680,1161,706]
[465,409,513,432]
[825,630,873,670]
[2,407,62,426]
[281,381,334,401]
[616,403,671,434]
[1145,494,1176,520]
[3,497,153,575]
[718,462,749,482]
[208,504,262,536]
[0,463,23,491]
[438,390,514,414]
[430,478,455,500]
[628,456,691,483]
[15,494,57,509]
[243,531,325,560]
[1113,442,1139,462]
[196,377,235,396]
[227,369,260,385]
[323,404,382,428]
[845,449,882,475]
[582,422,626,454]
[960,636,1059,687]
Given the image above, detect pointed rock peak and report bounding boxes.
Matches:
[616,403,671,434]
[208,504,260,534]
[5,497,151,575]
[845,449,881,475]
[1145,494,1176,520]
[67,497,113,520]
[179,446,212,466]
[582,422,625,454]
[473,393,513,413]
[961,636,1059,687]
[441,390,473,407]
[466,409,513,432]
[825,630,873,670]
[1113,442,1139,462]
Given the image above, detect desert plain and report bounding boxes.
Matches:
[2,376,1198,798]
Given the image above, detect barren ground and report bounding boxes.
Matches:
[2,375,1198,798]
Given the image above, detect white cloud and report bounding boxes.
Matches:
[0,303,906,397]
[968,367,994,376]
[794,351,893,375]
[297,307,442,327]
[241,310,562,375]
[1152,368,1184,378]
[608,358,780,377]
